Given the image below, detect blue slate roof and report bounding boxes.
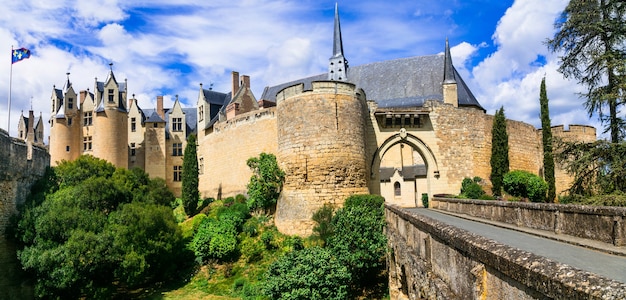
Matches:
[260,54,483,111]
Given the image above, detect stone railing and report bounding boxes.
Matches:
[430,197,626,247]
[385,204,626,299]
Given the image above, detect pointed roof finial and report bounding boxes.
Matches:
[328,3,348,81]
[109,62,113,70]
[332,3,344,58]
[443,38,456,84]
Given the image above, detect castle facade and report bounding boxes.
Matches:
[47,7,596,235]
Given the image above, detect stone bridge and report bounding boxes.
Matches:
[0,129,49,235]
[386,198,626,299]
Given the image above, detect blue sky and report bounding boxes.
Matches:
[0,0,604,139]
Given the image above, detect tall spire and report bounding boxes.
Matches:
[443,38,456,84]
[328,3,348,81]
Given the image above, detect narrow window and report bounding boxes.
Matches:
[199,106,204,121]
[131,117,136,132]
[108,89,114,102]
[67,117,72,126]
[130,142,136,156]
[394,182,401,196]
[84,112,92,126]
[66,145,70,152]
[199,157,204,175]
[67,97,74,109]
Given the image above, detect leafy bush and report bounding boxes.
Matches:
[191,217,238,262]
[312,203,334,246]
[328,194,387,295]
[503,170,548,202]
[239,237,264,263]
[260,230,275,250]
[246,153,285,212]
[263,247,351,300]
[460,177,486,199]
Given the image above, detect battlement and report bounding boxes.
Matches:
[547,124,597,143]
[214,107,276,133]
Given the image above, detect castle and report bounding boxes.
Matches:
[46,7,596,235]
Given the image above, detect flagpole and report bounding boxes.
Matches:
[7,46,13,133]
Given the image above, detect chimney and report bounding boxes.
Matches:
[128,94,135,109]
[157,95,164,119]
[80,90,88,106]
[241,75,250,89]
[231,71,240,95]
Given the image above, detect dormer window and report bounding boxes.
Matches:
[108,89,114,102]
[172,117,183,132]
[68,98,74,109]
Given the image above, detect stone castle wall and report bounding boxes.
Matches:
[0,129,49,235]
[197,108,278,199]
[93,108,128,168]
[551,125,597,196]
[275,81,369,235]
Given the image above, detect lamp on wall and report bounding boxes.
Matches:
[434,170,440,179]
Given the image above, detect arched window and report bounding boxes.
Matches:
[394,181,401,196]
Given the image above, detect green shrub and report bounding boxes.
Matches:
[283,235,304,251]
[329,194,387,296]
[242,217,260,237]
[191,218,238,262]
[503,170,548,202]
[312,203,334,246]
[422,193,429,207]
[559,192,626,206]
[460,177,486,199]
[239,237,264,263]
[260,231,274,250]
[246,153,285,212]
[263,247,350,300]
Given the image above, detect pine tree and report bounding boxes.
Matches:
[490,107,509,196]
[547,0,626,143]
[540,78,556,202]
[182,134,199,216]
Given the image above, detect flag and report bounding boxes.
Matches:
[12,47,31,64]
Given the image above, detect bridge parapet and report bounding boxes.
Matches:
[386,204,626,299]
[431,197,626,248]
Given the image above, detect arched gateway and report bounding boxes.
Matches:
[369,130,440,207]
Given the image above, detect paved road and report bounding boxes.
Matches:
[405,208,626,284]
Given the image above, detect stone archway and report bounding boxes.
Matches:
[369,129,439,207]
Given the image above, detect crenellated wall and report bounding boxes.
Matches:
[0,129,49,235]
[386,204,626,299]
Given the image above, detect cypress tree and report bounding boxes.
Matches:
[182,134,199,216]
[540,78,556,202]
[490,107,509,196]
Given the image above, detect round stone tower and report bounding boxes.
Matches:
[92,71,128,169]
[49,76,81,166]
[275,81,369,236]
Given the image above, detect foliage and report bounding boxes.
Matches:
[14,156,187,298]
[460,177,486,199]
[503,170,548,202]
[312,203,335,246]
[263,247,351,300]
[539,77,557,202]
[191,217,238,262]
[490,107,510,196]
[556,140,626,195]
[246,153,285,212]
[547,0,626,143]
[182,134,199,216]
[328,194,387,295]
[559,191,626,206]
[422,193,429,208]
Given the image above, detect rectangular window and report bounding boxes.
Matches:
[83,136,92,151]
[198,106,204,122]
[130,142,136,156]
[67,117,72,126]
[83,112,92,126]
[66,145,70,152]
[68,97,74,109]
[153,122,158,128]
[108,89,114,102]
[173,165,182,182]
[172,117,183,132]
[131,117,136,132]
[199,157,204,175]
[172,143,183,156]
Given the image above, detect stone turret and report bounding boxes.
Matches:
[49,73,81,165]
[275,81,369,235]
[92,64,129,168]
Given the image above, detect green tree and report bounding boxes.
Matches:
[540,78,557,202]
[182,134,199,216]
[263,247,351,300]
[312,203,335,246]
[556,140,626,195]
[503,170,548,202]
[547,0,626,143]
[328,194,387,296]
[246,153,285,212]
[490,107,510,196]
[14,156,187,298]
